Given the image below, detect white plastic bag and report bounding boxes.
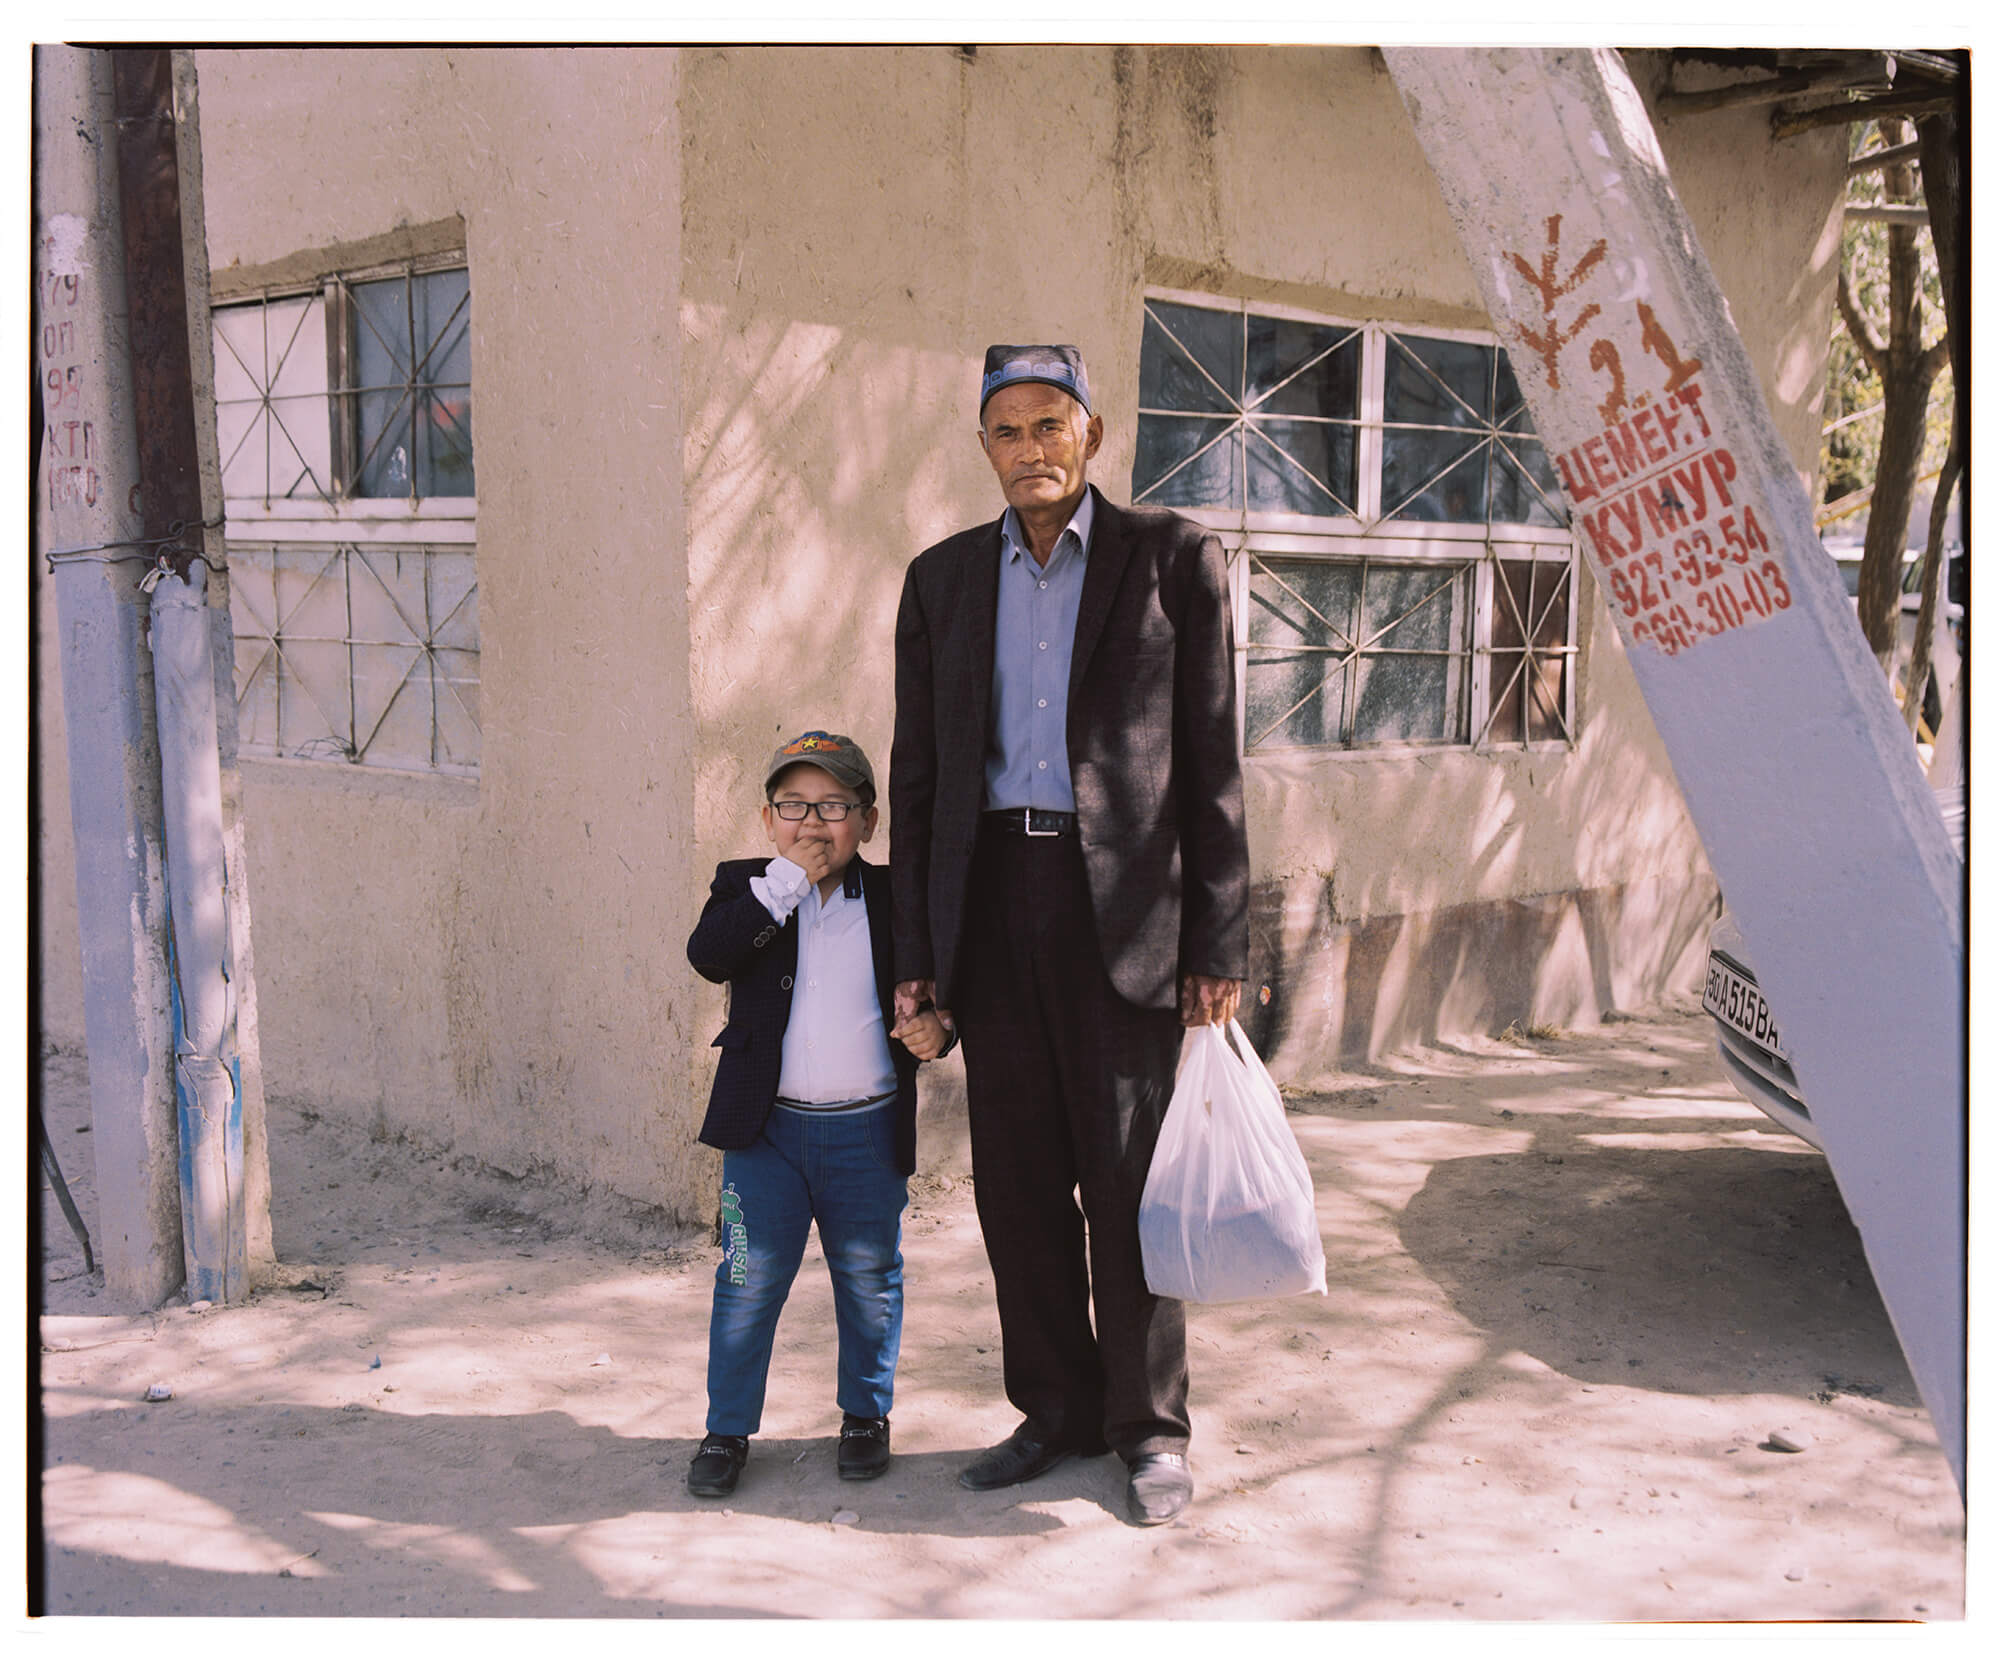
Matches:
[1138,1019,1327,1303]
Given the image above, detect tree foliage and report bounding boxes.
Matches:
[1826,118,1953,680]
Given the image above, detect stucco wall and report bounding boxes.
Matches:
[187,48,700,1214]
[34,45,1846,1226]
[679,44,1846,1079]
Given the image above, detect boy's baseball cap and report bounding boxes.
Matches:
[979,344,1092,417]
[763,730,876,800]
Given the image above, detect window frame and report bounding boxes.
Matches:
[212,251,479,779]
[1236,541,1479,755]
[226,539,481,779]
[1140,287,1579,759]
[213,252,476,544]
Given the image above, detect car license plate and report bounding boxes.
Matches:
[1703,952,1788,1061]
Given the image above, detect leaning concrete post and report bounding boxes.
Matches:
[1383,47,1964,1489]
[34,44,186,1308]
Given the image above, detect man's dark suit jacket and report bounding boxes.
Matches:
[687,853,924,1177]
[891,486,1249,1011]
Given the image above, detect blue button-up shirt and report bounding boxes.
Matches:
[984,491,1094,812]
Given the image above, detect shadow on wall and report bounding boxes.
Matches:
[1244,874,1717,1077]
[1242,717,1718,1074]
[673,46,1729,1069]
[680,310,975,842]
[680,306,1720,1072]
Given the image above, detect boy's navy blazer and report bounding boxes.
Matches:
[687,852,931,1177]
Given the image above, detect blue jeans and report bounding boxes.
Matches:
[705,1103,908,1436]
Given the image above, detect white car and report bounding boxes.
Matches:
[1825,537,1963,725]
[1704,913,1813,1144]
[1702,669,1964,1150]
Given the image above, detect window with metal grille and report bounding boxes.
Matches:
[1137,291,1576,753]
[211,261,477,775]
[228,543,479,776]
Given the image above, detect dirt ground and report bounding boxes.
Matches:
[32,998,1967,1627]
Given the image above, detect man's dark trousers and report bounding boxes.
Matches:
[952,821,1188,1460]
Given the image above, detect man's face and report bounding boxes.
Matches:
[978,382,1103,517]
[762,762,877,869]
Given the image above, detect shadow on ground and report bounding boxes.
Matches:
[1398,1140,1916,1407]
[38,1012,1961,1620]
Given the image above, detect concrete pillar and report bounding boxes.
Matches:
[1384,47,1963,1488]
[34,44,185,1309]
[167,47,276,1282]
[112,46,256,1303]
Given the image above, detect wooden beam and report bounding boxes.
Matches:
[1658,56,1893,117]
[1888,50,1964,82]
[1774,91,1955,139]
[1845,203,1933,227]
[1848,139,1923,177]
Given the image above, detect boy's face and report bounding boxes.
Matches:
[762,762,877,870]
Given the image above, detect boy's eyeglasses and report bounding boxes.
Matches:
[771,799,864,822]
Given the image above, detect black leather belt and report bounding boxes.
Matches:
[982,808,1077,837]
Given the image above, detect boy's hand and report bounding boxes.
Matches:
[895,978,941,1024]
[894,978,954,1052]
[789,832,838,889]
[892,1008,950,1061]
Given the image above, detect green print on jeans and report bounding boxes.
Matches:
[720,1184,749,1286]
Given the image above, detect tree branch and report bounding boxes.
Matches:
[1901,435,1962,735]
[1835,265,1886,371]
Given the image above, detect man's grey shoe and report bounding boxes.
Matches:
[1125,1451,1192,1526]
[687,1433,749,1497]
[959,1421,1102,1491]
[838,1414,892,1480]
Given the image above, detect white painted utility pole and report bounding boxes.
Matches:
[34,45,185,1308]
[167,48,277,1288]
[1383,48,1964,1489]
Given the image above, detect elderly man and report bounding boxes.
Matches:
[892,344,1249,1526]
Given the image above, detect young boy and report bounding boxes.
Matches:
[685,729,950,1498]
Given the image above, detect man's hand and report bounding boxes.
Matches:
[894,979,932,1025]
[1179,974,1242,1029]
[894,978,953,1030]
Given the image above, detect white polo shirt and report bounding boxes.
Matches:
[751,855,897,1105]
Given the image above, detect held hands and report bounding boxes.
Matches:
[893,1008,950,1060]
[894,978,941,1025]
[1179,974,1243,1029]
[893,977,955,1062]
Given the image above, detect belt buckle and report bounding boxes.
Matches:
[1024,809,1058,838]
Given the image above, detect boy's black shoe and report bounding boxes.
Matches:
[687,1434,749,1497]
[837,1413,892,1480]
